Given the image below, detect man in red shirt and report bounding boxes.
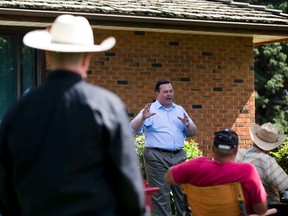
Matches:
[165,129,268,215]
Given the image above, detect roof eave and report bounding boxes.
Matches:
[0,8,288,45]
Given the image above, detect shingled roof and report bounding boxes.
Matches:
[1,0,288,24]
[0,0,288,45]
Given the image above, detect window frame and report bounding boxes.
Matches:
[0,26,46,99]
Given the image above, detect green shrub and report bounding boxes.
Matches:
[134,134,202,179]
[270,138,288,174]
[183,139,203,160]
[135,134,146,179]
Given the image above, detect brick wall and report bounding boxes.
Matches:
[87,29,255,157]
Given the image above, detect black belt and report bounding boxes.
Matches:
[151,147,182,154]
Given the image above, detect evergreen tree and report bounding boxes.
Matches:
[254,43,288,133]
[236,0,286,8]
[236,0,288,133]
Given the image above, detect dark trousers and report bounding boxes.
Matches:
[144,147,190,216]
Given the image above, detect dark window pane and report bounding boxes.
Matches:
[0,34,38,123]
[0,35,17,121]
[21,44,37,95]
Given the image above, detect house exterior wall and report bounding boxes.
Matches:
[86,29,255,157]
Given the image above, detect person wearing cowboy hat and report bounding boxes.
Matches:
[236,122,288,206]
[0,14,146,215]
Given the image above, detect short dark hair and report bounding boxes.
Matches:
[213,146,237,157]
[154,80,171,92]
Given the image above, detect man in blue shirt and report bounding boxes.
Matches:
[131,80,197,216]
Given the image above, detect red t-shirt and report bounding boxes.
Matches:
[172,156,267,214]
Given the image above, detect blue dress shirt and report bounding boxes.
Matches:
[131,100,195,150]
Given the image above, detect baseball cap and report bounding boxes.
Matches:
[214,129,238,149]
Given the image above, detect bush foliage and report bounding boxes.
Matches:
[183,138,203,160]
[270,139,288,174]
[135,135,146,179]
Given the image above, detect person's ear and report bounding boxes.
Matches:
[82,53,92,69]
[79,53,92,79]
[212,145,215,153]
[233,148,238,156]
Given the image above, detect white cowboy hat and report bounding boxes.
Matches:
[23,14,116,52]
[249,122,286,151]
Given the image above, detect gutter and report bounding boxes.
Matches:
[1,8,288,43]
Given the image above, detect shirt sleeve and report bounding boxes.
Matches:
[181,108,196,138]
[0,113,21,215]
[172,158,201,184]
[235,148,246,162]
[246,164,267,204]
[266,157,288,193]
[105,100,146,215]
[130,110,144,134]
[172,161,190,184]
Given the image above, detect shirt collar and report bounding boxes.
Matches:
[155,99,175,110]
[251,146,265,153]
[47,70,83,82]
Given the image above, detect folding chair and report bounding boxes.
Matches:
[182,182,277,216]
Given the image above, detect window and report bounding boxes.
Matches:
[0,32,44,122]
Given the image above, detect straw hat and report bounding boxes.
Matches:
[249,122,286,151]
[23,14,116,52]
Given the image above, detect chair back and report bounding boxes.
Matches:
[182,182,247,216]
